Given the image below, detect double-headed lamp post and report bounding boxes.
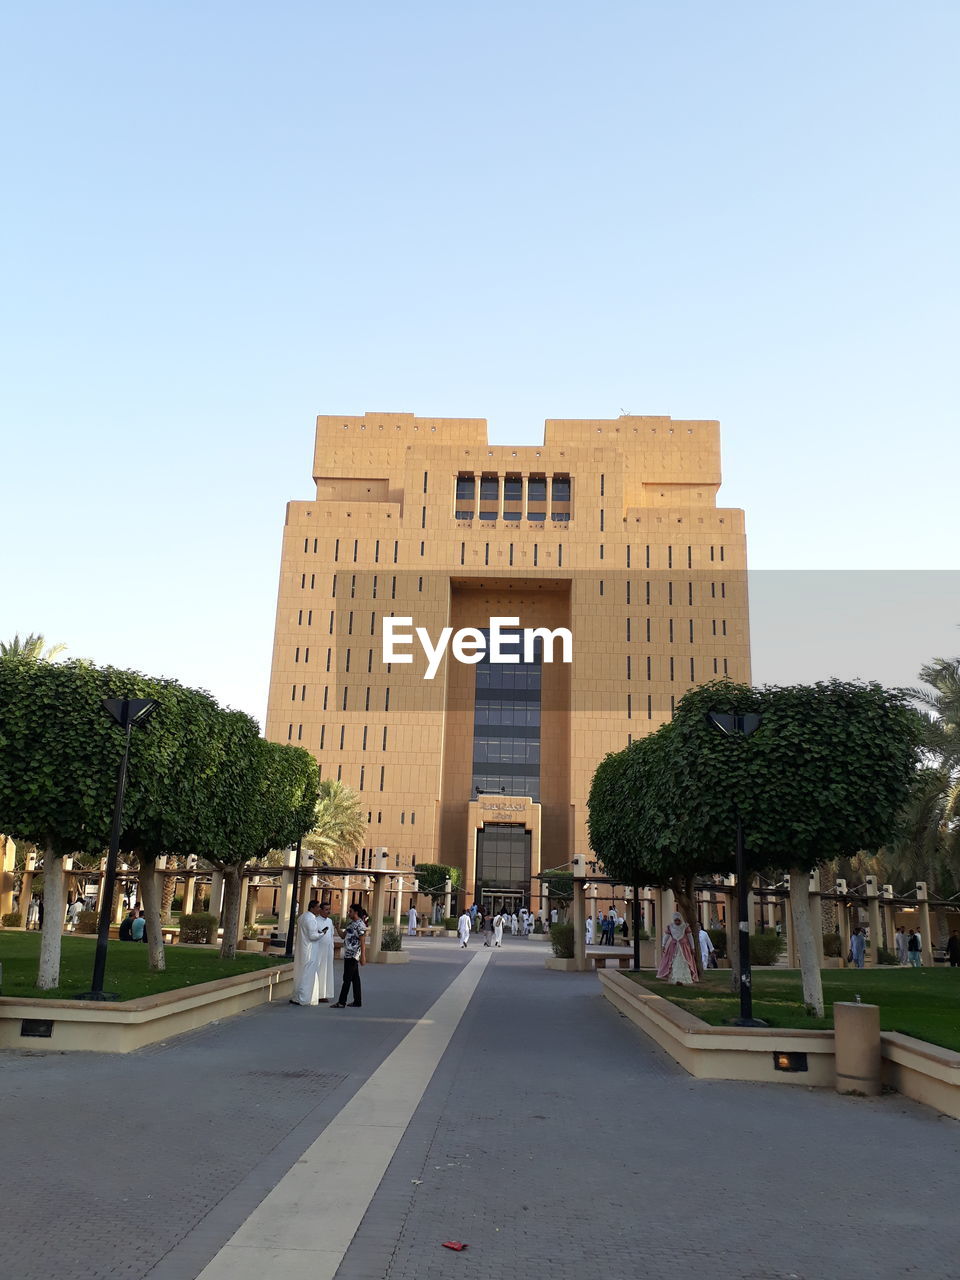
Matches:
[80,697,158,1001]
[706,709,766,1028]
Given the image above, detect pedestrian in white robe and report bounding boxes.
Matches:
[492,912,504,947]
[698,926,715,970]
[457,910,472,948]
[407,905,418,936]
[291,900,325,1005]
[314,903,336,1001]
[510,912,518,935]
[585,915,594,945]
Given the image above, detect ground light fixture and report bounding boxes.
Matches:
[706,709,767,1027]
[78,697,158,1001]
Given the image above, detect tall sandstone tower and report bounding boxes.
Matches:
[266,412,750,911]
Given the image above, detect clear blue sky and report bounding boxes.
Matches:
[2,1,958,723]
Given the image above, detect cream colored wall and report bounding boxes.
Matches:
[266,412,750,885]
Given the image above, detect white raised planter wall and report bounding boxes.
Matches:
[601,971,960,1121]
[0,964,293,1054]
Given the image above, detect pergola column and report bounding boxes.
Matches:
[19,848,37,925]
[782,878,798,968]
[865,876,882,968]
[808,869,824,958]
[572,855,588,971]
[834,877,851,964]
[245,877,259,928]
[0,834,16,918]
[722,876,737,969]
[393,876,404,931]
[881,884,896,952]
[443,877,452,921]
[182,872,196,916]
[209,870,224,921]
[917,882,934,967]
[366,849,389,959]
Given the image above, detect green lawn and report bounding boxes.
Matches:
[628,967,960,1052]
[0,932,289,1002]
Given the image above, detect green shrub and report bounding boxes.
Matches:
[442,916,458,930]
[749,930,785,966]
[877,946,897,965]
[1,911,22,928]
[549,922,575,958]
[171,895,183,912]
[533,918,544,933]
[380,927,403,952]
[634,926,650,941]
[179,912,218,944]
[822,932,842,958]
[76,910,99,934]
[708,927,727,959]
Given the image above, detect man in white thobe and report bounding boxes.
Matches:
[314,902,336,1001]
[585,914,593,945]
[698,926,715,970]
[492,912,504,947]
[291,899,325,1006]
[407,905,418,936]
[457,910,472,948]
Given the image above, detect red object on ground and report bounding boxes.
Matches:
[442,1242,467,1251]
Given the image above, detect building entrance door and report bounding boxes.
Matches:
[480,889,524,918]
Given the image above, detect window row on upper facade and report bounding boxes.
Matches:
[454,472,571,521]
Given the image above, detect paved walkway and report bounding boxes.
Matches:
[2,938,958,1280]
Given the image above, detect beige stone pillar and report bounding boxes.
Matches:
[917,882,934,967]
[835,878,851,965]
[864,876,882,968]
[276,850,296,932]
[113,865,129,923]
[723,876,737,969]
[746,878,757,935]
[881,885,895,952]
[0,834,16,918]
[443,877,452,921]
[571,855,587,970]
[782,877,798,968]
[94,857,107,913]
[182,873,196,916]
[809,869,824,955]
[394,876,404,931]
[246,877,259,927]
[366,849,389,959]
[653,888,665,963]
[834,1002,881,1096]
[237,873,250,938]
[209,870,224,920]
[20,848,37,926]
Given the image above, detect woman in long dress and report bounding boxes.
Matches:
[656,912,699,985]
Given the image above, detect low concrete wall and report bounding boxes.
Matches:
[599,970,836,1086]
[881,1032,960,1121]
[0,964,293,1053]
[602,972,960,1120]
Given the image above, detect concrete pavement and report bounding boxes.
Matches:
[1,937,958,1280]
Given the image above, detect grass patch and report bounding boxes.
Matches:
[627,967,960,1052]
[0,932,289,1002]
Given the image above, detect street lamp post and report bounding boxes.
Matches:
[706,709,766,1027]
[80,697,157,1001]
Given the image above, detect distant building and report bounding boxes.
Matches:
[266,412,750,913]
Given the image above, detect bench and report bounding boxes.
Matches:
[591,953,634,970]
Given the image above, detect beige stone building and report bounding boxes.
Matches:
[265,412,750,915]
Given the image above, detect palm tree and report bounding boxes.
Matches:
[884,655,960,894]
[302,779,365,866]
[0,633,67,662]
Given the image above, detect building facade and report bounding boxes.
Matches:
[265,412,750,914]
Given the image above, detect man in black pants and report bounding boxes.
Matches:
[333,904,367,1008]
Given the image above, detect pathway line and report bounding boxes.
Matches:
[195,948,491,1280]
